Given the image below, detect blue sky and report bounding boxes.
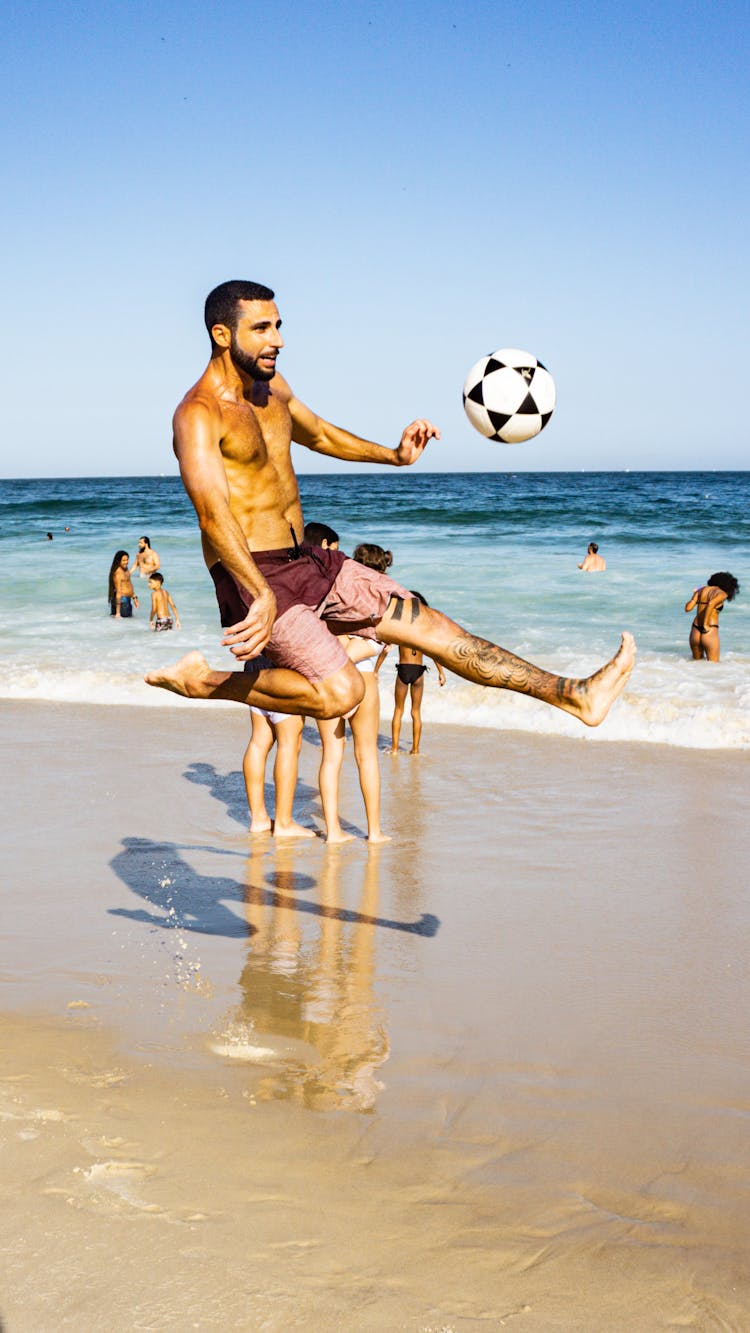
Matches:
[2,0,748,476]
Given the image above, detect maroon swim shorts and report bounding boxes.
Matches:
[210,545,411,682]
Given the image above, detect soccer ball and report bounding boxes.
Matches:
[462,348,556,444]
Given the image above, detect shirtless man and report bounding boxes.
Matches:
[578,542,606,572]
[109,550,139,618]
[146,280,635,725]
[131,536,160,578]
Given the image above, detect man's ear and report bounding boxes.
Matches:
[211,323,231,349]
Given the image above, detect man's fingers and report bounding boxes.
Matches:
[406,419,440,443]
[230,637,270,661]
[221,617,265,644]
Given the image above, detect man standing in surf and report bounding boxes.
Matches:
[146,280,635,723]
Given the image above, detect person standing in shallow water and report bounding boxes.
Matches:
[131,536,160,578]
[685,572,739,662]
[578,542,606,572]
[145,279,636,729]
[108,550,139,618]
[390,592,446,756]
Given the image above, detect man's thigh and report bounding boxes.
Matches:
[265,603,349,682]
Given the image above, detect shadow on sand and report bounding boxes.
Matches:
[109,836,439,940]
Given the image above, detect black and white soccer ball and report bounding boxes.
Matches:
[462,348,556,444]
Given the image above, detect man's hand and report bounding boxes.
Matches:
[220,587,278,661]
[395,419,441,466]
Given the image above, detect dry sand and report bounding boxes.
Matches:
[2,699,750,1331]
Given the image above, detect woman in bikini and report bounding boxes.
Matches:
[390,592,446,755]
[684,571,740,661]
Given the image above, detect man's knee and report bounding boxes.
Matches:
[316,666,364,719]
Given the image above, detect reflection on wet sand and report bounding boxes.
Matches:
[213,845,395,1111]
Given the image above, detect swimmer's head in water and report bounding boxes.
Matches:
[353,543,393,574]
[708,571,740,601]
[588,542,599,553]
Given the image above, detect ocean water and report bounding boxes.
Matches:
[0,470,747,748]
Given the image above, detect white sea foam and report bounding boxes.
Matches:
[409,655,750,749]
[1,655,747,748]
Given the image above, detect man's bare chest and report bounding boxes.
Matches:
[219,395,292,467]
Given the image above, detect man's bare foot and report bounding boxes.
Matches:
[366,830,391,844]
[409,749,421,757]
[387,748,400,756]
[274,821,317,840]
[144,651,219,699]
[573,632,637,726]
[325,829,355,845]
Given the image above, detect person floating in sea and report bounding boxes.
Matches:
[684,572,740,662]
[389,592,446,756]
[132,536,161,578]
[108,550,139,618]
[145,279,635,734]
[578,542,606,572]
[148,571,180,631]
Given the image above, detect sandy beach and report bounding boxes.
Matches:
[2,697,750,1330]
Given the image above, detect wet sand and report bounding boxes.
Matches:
[2,698,750,1330]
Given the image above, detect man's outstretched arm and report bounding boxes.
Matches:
[289,396,440,467]
[173,399,277,657]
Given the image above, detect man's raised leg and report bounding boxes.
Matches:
[146,604,635,729]
[145,653,364,719]
[374,599,636,728]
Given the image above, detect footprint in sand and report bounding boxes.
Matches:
[79,1160,163,1214]
[55,1065,130,1089]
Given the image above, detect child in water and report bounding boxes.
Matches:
[390,592,446,755]
[148,572,180,631]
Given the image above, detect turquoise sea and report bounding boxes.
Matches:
[0,470,747,747]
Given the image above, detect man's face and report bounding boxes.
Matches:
[120,554,129,569]
[227,300,284,381]
[138,539,146,551]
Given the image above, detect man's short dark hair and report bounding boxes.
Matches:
[589,542,599,553]
[304,522,339,547]
[204,281,276,344]
[149,571,164,585]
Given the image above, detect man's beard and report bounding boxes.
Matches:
[230,334,276,382]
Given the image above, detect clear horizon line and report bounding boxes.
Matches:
[2,467,749,483]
